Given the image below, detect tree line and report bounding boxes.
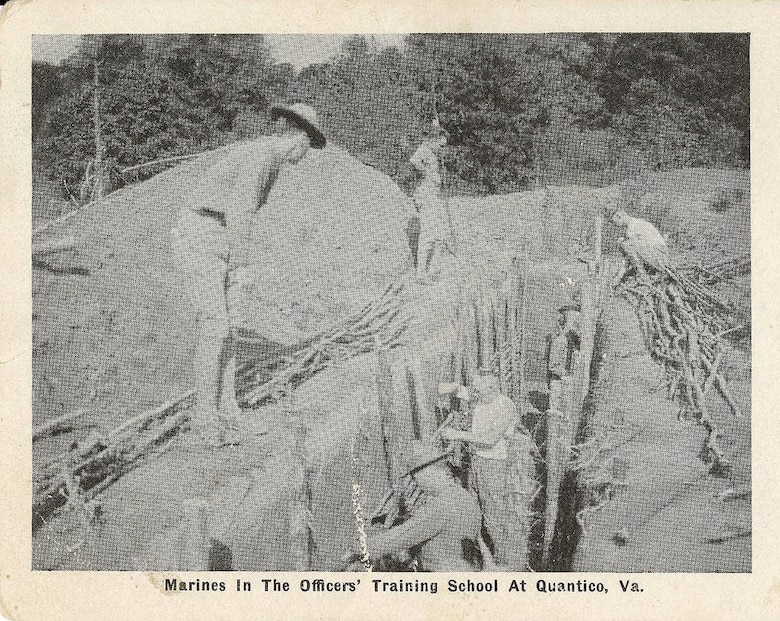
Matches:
[33,33,748,201]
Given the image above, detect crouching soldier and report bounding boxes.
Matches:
[341,441,483,572]
[609,203,669,287]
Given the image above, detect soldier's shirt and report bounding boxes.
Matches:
[471,394,520,460]
[409,143,442,188]
[625,215,667,250]
[180,136,291,218]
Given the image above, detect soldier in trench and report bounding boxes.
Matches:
[340,441,483,572]
[438,369,528,569]
[172,103,326,448]
[546,302,582,413]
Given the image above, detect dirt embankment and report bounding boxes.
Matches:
[571,297,750,572]
[32,143,414,431]
[32,163,750,571]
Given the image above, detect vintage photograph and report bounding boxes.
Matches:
[30,33,750,573]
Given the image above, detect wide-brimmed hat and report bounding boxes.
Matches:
[404,440,450,477]
[270,103,326,149]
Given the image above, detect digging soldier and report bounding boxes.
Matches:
[438,369,527,569]
[172,103,326,448]
[340,441,483,572]
[409,119,453,279]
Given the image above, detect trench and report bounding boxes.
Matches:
[220,260,605,572]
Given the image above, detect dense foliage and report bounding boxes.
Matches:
[33,33,748,199]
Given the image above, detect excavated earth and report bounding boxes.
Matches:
[32,162,750,572]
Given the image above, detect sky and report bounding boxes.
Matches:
[31,34,406,69]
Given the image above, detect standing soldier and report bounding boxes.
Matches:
[546,302,582,413]
[172,103,326,448]
[439,369,526,569]
[409,119,452,278]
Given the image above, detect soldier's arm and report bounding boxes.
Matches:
[225,147,285,268]
[367,502,444,557]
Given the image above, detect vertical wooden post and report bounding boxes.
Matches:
[178,497,210,570]
[496,290,509,394]
[507,257,520,403]
[517,247,530,414]
[478,292,494,369]
[463,296,479,383]
[375,343,396,487]
[506,432,536,571]
[406,357,436,440]
[574,266,597,413]
[453,319,465,389]
[290,425,312,571]
[594,211,603,273]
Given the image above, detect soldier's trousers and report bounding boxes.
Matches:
[471,454,526,570]
[171,209,238,422]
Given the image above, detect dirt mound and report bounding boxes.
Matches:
[32,143,414,429]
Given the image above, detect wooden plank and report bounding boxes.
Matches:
[574,266,597,417]
[506,432,536,570]
[542,409,563,566]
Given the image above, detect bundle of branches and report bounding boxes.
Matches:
[33,392,194,531]
[619,263,742,475]
[678,252,750,287]
[238,280,409,407]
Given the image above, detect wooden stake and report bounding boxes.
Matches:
[495,290,509,393]
[542,408,565,567]
[507,258,520,403]
[463,297,479,383]
[375,342,397,485]
[290,425,312,571]
[517,248,530,414]
[478,293,494,369]
[594,211,603,273]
